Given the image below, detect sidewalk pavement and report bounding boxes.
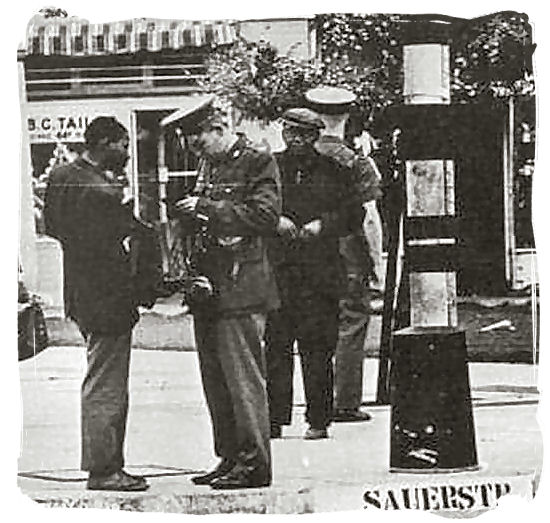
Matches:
[44,293,538,362]
[17,346,542,514]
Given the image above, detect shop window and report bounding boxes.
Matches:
[30,142,83,236]
[136,110,199,223]
[514,100,536,249]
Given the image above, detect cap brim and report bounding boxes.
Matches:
[305,87,356,104]
[307,101,354,115]
[305,87,356,115]
[160,95,215,128]
[281,119,323,130]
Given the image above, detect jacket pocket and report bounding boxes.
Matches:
[216,247,278,313]
[231,236,263,263]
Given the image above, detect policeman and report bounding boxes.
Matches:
[306,86,383,423]
[170,96,282,489]
[265,108,364,440]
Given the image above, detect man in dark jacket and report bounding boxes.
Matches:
[265,108,365,440]
[43,117,148,492]
[306,86,383,423]
[172,97,281,489]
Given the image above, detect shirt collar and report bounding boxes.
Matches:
[80,151,100,168]
[226,133,247,160]
[317,135,344,145]
[78,153,117,182]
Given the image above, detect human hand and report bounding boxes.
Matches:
[277,216,298,239]
[121,187,134,206]
[300,219,322,238]
[175,196,200,215]
[363,200,376,224]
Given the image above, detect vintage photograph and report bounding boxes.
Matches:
[16,3,541,516]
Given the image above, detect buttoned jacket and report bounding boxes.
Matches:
[44,158,139,334]
[189,137,282,315]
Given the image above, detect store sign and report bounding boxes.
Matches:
[362,475,533,512]
[27,115,91,143]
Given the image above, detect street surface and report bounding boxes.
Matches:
[17,346,542,514]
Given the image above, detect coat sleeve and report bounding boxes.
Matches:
[319,168,365,238]
[353,153,383,203]
[77,184,135,261]
[43,167,69,242]
[341,187,367,237]
[195,153,282,236]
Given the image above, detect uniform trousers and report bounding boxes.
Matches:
[193,312,271,477]
[81,330,132,476]
[363,201,384,292]
[265,267,339,430]
[334,275,371,411]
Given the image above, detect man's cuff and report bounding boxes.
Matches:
[195,197,213,222]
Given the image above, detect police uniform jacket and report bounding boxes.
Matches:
[271,145,364,297]
[315,135,382,204]
[44,158,140,335]
[315,135,382,278]
[189,136,282,315]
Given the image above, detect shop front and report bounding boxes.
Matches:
[18,15,236,311]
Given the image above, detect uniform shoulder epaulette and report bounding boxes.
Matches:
[315,141,355,169]
[245,138,271,154]
[243,143,275,168]
[48,160,81,183]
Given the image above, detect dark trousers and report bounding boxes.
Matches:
[265,278,338,429]
[81,330,132,476]
[334,275,370,410]
[194,313,271,477]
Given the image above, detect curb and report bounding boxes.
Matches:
[28,487,314,514]
[21,473,536,515]
[43,300,537,362]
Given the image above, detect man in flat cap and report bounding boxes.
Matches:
[264,108,364,440]
[306,86,383,423]
[171,96,281,489]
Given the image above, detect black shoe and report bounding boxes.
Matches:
[210,464,271,490]
[270,424,282,439]
[87,470,149,492]
[332,408,372,423]
[191,459,235,485]
[304,427,328,440]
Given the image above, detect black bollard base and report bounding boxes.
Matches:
[389,327,479,473]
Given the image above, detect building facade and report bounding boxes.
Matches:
[19,15,237,309]
[18,13,536,311]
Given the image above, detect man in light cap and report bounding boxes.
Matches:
[171,96,282,489]
[306,86,383,423]
[265,108,364,440]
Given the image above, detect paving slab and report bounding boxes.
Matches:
[44,293,538,362]
[17,347,542,514]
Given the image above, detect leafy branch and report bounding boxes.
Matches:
[201,12,535,129]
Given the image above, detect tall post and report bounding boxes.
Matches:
[389,18,478,473]
[402,40,456,327]
[157,129,171,276]
[18,58,38,292]
[130,110,141,219]
[376,130,404,404]
[503,97,515,285]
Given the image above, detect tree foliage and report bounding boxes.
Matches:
[202,12,535,130]
[200,39,320,123]
[38,6,68,18]
[451,12,535,100]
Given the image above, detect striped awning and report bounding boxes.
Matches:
[23,17,237,57]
